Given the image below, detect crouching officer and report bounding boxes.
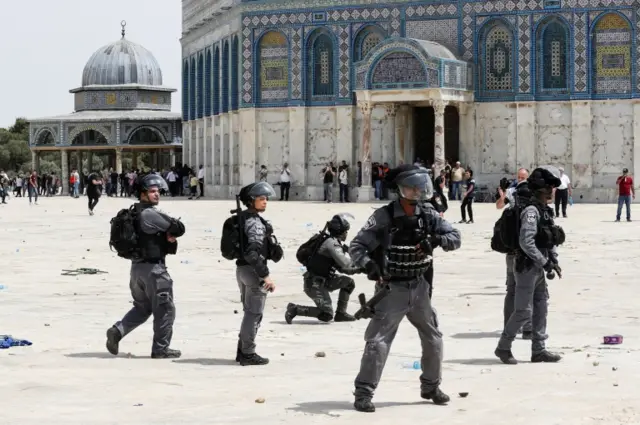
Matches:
[106,174,185,359]
[285,213,361,324]
[235,182,282,366]
[495,166,565,365]
[349,164,462,413]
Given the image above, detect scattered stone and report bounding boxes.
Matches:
[613,383,618,387]
[44,324,50,327]
[593,361,599,366]
[134,404,143,407]
[612,366,618,371]
[281,353,284,356]
[234,310,238,314]
[458,392,469,398]
[86,249,90,252]
[480,368,491,374]
[586,353,591,358]
[255,397,265,404]
[315,351,326,358]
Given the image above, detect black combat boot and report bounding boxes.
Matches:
[531,350,562,363]
[105,326,122,356]
[354,398,375,412]
[235,340,242,362]
[285,303,297,324]
[522,331,533,340]
[151,348,182,359]
[334,311,356,322]
[494,348,518,365]
[421,387,450,405]
[239,352,269,366]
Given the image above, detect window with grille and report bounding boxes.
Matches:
[484,25,513,91]
[311,34,334,97]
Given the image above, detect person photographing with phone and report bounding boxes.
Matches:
[615,168,634,222]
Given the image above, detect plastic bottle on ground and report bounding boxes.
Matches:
[400,360,421,370]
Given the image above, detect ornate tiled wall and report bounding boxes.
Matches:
[181,0,640,116]
[74,90,171,111]
[257,30,290,102]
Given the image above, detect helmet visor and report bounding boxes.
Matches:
[247,181,276,199]
[143,175,168,192]
[397,171,433,201]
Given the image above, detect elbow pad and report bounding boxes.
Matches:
[168,219,185,237]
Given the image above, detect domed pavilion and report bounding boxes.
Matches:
[28,22,182,195]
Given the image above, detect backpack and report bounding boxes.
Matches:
[221,214,243,260]
[296,231,330,267]
[109,204,141,260]
[491,201,524,254]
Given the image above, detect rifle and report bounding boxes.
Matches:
[354,284,391,320]
[231,194,245,258]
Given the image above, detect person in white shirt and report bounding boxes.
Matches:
[197,165,205,198]
[338,163,349,202]
[554,167,572,218]
[279,163,292,201]
[166,168,178,197]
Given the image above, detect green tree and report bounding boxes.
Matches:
[0,117,36,174]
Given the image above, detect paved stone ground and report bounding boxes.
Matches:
[1,197,639,425]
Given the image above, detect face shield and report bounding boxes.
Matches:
[247,181,276,199]
[396,169,434,202]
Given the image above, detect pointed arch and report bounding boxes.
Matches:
[536,16,570,91]
[189,57,196,120]
[306,28,337,101]
[205,49,212,116]
[478,19,516,94]
[591,12,632,95]
[256,30,289,104]
[213,46,220,115]
[197,53,204,119]
[353,25,385,62]
[182,60,189,121]
[231,36,240,110]
[222,41,230,113]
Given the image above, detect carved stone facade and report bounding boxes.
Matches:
[181,0,640,201]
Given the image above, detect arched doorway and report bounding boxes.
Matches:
[444,105,460,164]
[71,129,108,145]
[36,129,56,145]
[128,127,165,145]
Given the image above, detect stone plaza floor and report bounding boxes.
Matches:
[0,196,639,425]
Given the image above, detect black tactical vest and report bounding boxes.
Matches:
[237,211,272,265]
[137,203,171,261]
[306,239,336,278]
[386,211,432,279]
[534,205,566,249]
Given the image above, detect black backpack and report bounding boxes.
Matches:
[221,214,243,260]
[491,201,524,254]
[109,204,141,260]
[296,228,329,267]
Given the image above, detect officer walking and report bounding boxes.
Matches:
[235,182,282,366]
[495,168,532,339]
[106,174,185,359]
[495,166,565,365]
[349,164,462,413]
[285,213,361,324]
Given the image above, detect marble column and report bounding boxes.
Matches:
[433,100,447,177]
[115,148,123,175]
[87,151,93,172]
[384,104,399,165]
[358,100,374,192]
[395,105,408,165]
[61,150,69,195]
[31,151,37,171]
[169,149,176,167]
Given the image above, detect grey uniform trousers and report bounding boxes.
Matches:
[354,276,442,399]
[504,254,532,333]
[498,264,549,354]
[295,273,355,321]
[236,265,268,355]
[114,262,176,354]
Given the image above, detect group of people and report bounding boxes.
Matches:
[101,161,567,413]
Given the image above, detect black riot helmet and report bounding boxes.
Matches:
[136,173,168,201]
[238,181,276,211]
[326,212,354,241]
[527,165,562,202]
[384,164,434,204]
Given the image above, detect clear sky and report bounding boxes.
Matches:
[0,0,182,128]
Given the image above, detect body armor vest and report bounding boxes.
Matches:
[237,211,272,265]
[137,203,170,261]
[306,242,336,278]
[534,205,565,249]
[386,213,432,279]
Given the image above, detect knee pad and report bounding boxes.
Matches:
[318,311,333,322]
[156,291,173,305]
[341,278,356,294]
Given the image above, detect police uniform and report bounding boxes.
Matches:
[107,202,185,358]
[496,167,564,365]
[349,165,461,413]
[285,236,359,323]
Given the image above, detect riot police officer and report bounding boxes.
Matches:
[495,166,565,365]
[349,164,462,413]
[285,213,361,324]
[495,168,533,339]
[106,174,185,359]
[235,181,283,366]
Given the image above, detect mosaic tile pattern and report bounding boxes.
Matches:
[258,30,289,101]
[518,15,531,93]
[592,12,632,94]
[637,8,640,92]
[371,52,428,88]
[574,12,588,92]
[405,19,459,56]
[539,20,569,91]
[291,28,303,99]
[331,24,351,97]
[483,23,514,91]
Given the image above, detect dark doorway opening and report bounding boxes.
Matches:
[444,105,460,164]
[413,106,434,164]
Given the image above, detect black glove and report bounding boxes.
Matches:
[430,234,442,249]
[543,260,562,279]
[342,244,349,253]
[364,261,382,281]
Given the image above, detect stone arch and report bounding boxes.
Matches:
[535,15,571,93]
[34,127,56,145]
[255,30,290,104]
[305,28,338,101]
[590,11,633,95]
[353,25,386,62]
[478,18,516,94]
[126,125,167,145]
[69,126,110,145]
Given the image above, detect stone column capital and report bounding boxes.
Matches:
[433,100,447,116]
[358,100,373,116]
[384,104,399,117]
